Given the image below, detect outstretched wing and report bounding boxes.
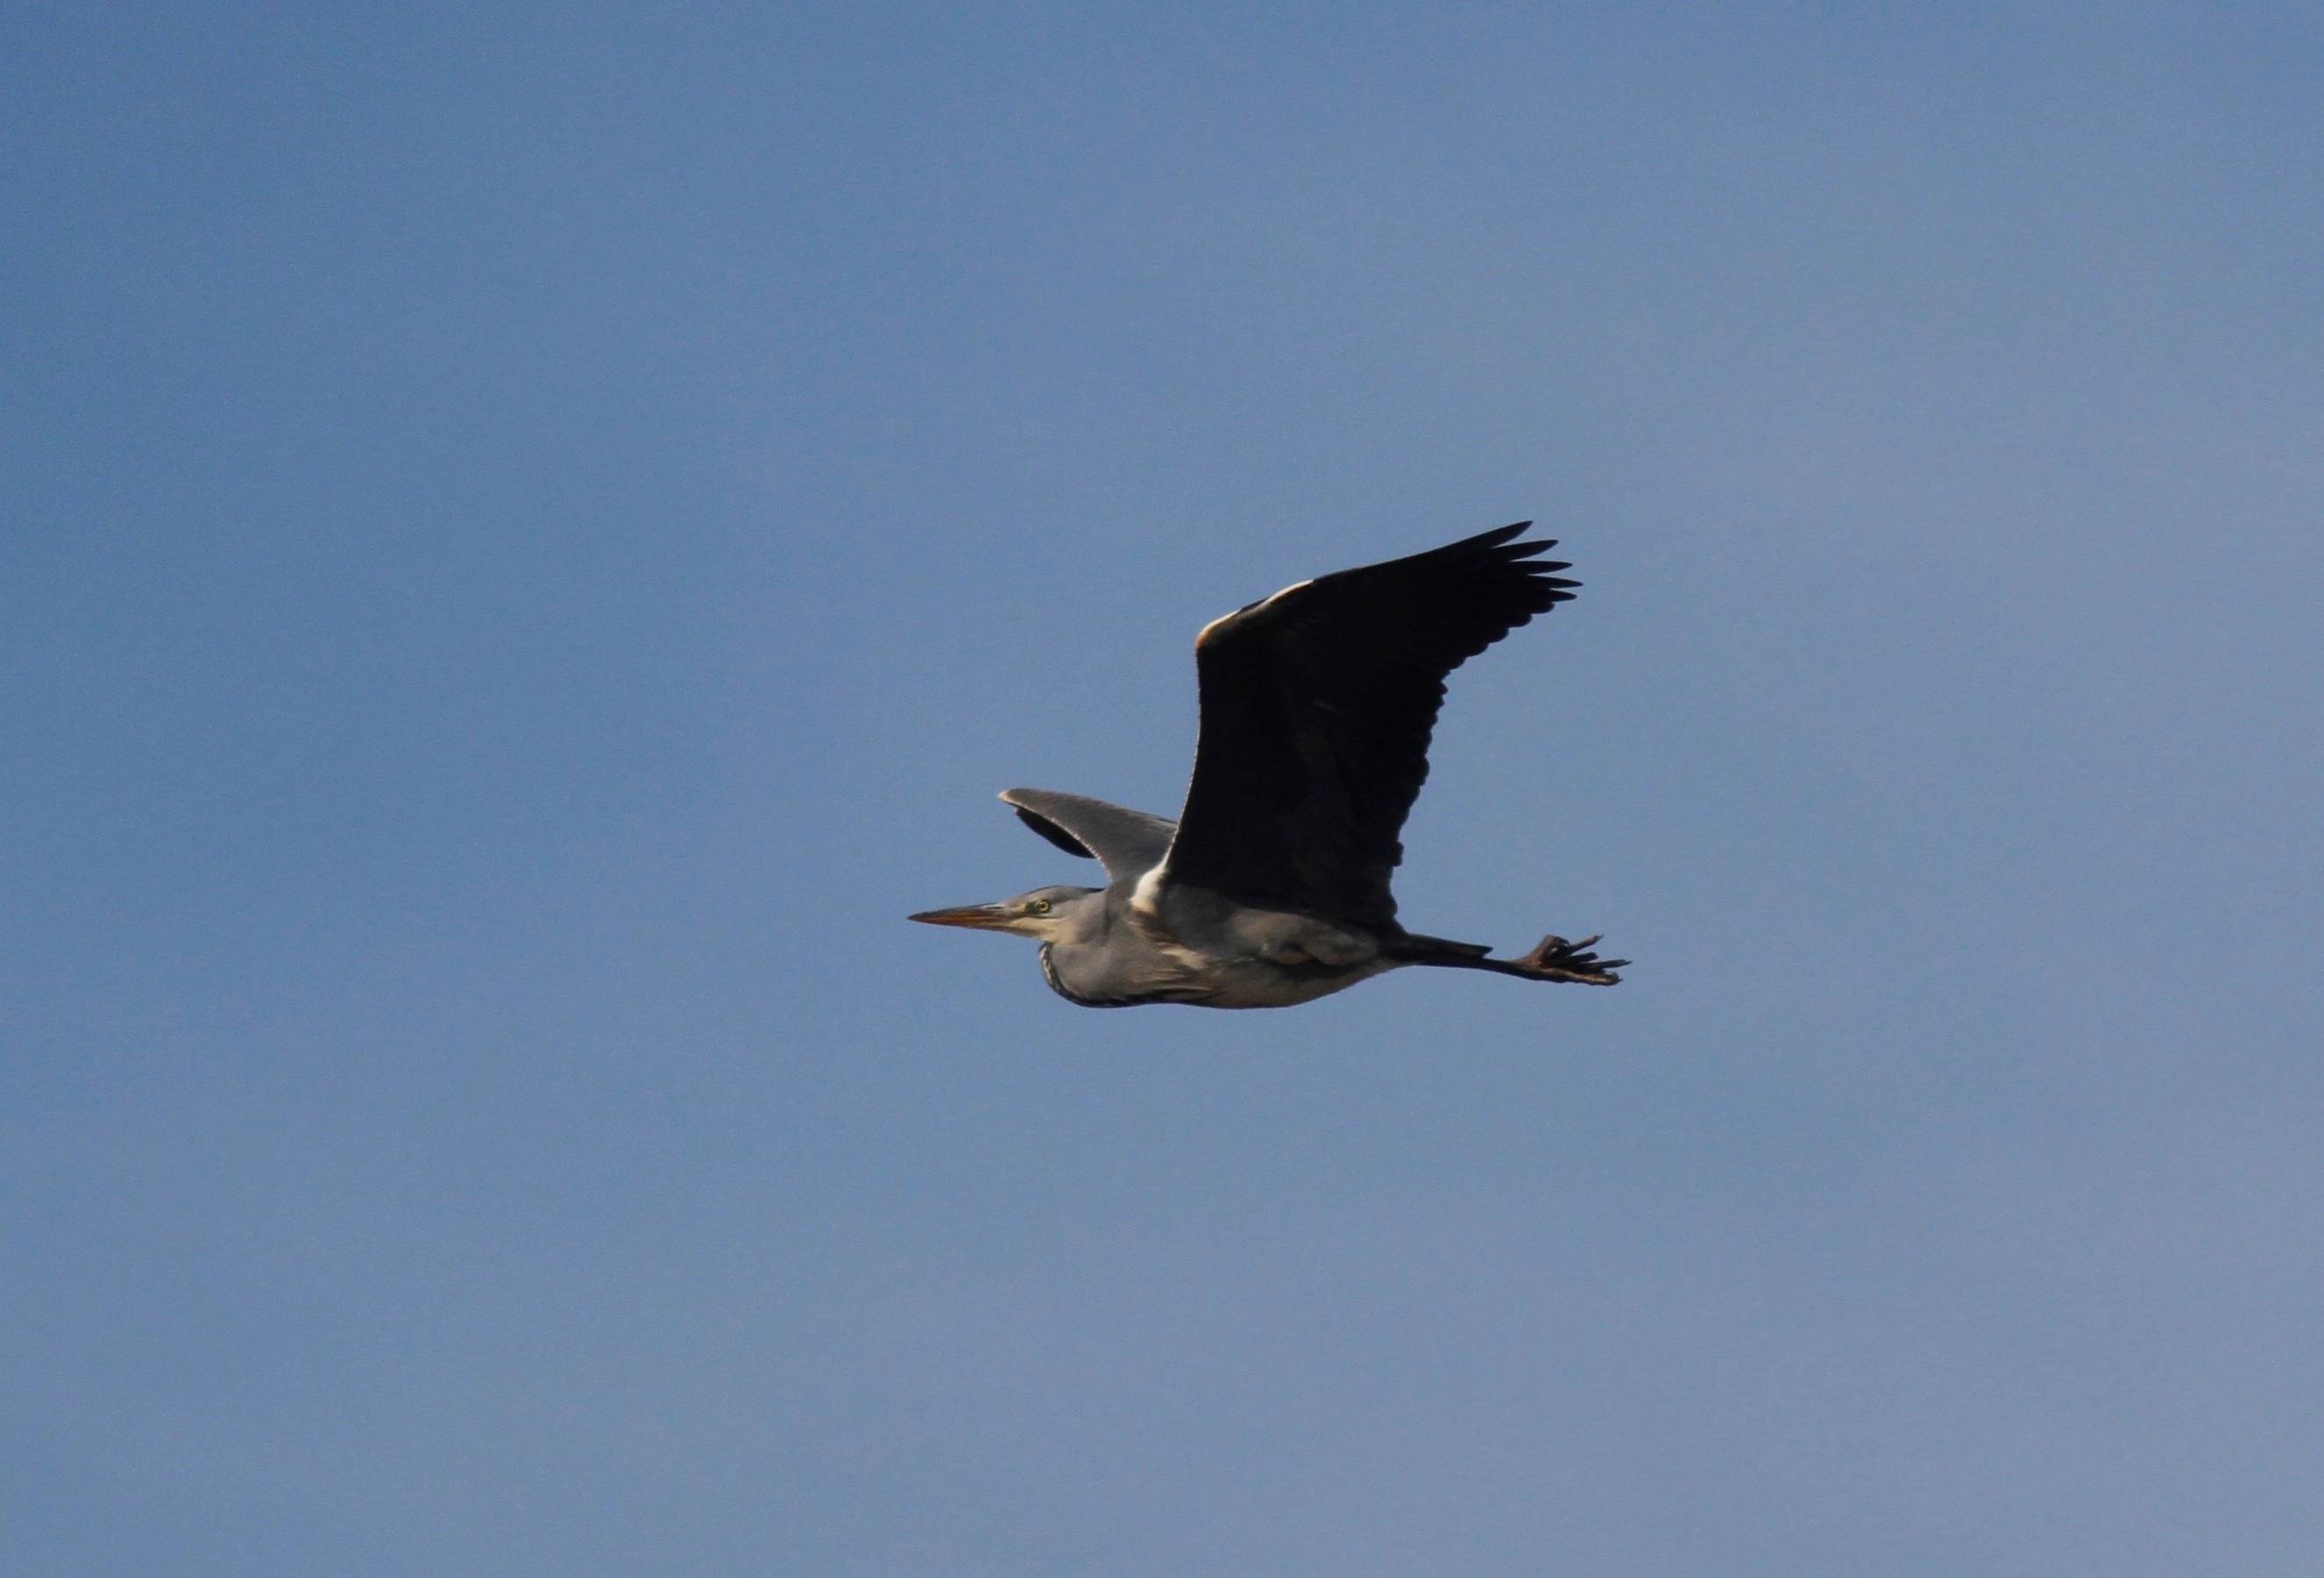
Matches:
[1000,789,1177,885]
[1161,524,1576,928]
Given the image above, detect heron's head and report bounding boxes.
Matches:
[910,885,1098,942]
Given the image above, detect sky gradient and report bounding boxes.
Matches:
[6,4,2323,1574]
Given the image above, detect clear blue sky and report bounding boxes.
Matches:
[6,4,2321,1573]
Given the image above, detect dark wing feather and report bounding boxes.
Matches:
[1015,805,1095,858]
[1162,524,1576,927]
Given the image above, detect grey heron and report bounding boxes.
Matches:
[910,523,1626,1008]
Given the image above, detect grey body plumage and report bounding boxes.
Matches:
[910,525,1626,1008]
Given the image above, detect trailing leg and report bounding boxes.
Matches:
[1390,931,1626,986]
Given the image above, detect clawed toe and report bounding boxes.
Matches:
[1515,932,1627,985]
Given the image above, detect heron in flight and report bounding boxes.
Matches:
[911,524,1626,1008]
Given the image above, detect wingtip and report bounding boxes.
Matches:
[1461,522,1568,564]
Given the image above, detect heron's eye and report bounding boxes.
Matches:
[1029,898,1052,915]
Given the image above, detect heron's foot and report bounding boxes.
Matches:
[1513,934,1626,985]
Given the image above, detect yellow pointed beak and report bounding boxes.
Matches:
[908,903,1018,931]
